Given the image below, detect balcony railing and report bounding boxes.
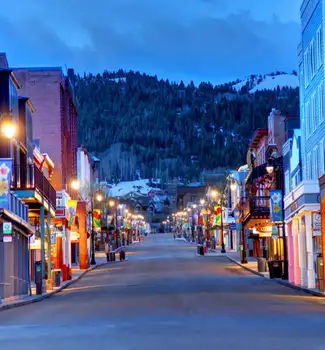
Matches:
[12,165,56,210]
[242,196,270,220]
[7,192,29,222]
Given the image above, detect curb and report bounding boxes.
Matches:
[226,255,325,298]
[0,261,108,312]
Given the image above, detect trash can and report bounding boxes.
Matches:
[35,261,43,295]
[120,250,126,261]
[268,260,283,279]
[52,269,61,287]
[199,245,204,256]
[257,257,267,272]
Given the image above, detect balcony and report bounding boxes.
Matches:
[12,165,56,212]
[242,196,270,222]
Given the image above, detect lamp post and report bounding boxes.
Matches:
[266,157,288,280]
[229,178,247,264]
[208,189,226,253]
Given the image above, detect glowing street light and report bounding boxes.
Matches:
[2,122,16,139]
[230,182,237,192]
[71,179,80,191]
[96,193,103,202]
[109,199,115,207]
[200,199,206,206]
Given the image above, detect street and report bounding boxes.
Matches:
[1,234,325,350]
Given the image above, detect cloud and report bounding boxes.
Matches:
[1,0,300,84]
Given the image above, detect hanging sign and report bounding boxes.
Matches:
[214,206,222,226]
[93,209,101,229]
[68,200,78,227]
[0,159,12,210]
[270,190,283,223]
[234,210,241,223]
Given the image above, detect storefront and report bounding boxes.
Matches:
[284,182,320,289]
[0,209,34,300]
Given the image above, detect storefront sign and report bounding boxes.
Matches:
[270,189,283,223]
[3,222,12,242]
[50,233,56,244]
[0,159,12,210]
[229,223,237,230]
[312,212,321,236]
[3,222,12,235]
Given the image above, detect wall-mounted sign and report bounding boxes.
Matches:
[312,212,321,236]
[3,222,12,235]
[3,222,12,242]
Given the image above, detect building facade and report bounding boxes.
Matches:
[295,0,325,289]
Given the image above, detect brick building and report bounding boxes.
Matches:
[13,68,78,194]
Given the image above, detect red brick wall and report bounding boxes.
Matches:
[14,69,78,194]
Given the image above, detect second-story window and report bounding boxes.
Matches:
[319,83,324,123]
[307,152,312,180]
[304,49,309,87]
[305,101,311,137]
[311,40,316,78]
[312,93,317,131]
[317,26,323,70]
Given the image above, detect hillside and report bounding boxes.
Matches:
[69,70,299,182]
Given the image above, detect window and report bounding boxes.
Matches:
[319,84,324,122]
[311,40,316,77]
[317,27,323,69]
[307,152,312,180]
[321,139,325,174]
[305,101,311,137]
[314,146,320,178]
[304,49,309,87]
[312,93,317,130]
[285,170,290,195]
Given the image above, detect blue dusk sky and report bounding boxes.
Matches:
[1,0,300,84]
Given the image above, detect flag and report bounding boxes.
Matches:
[0,159,12,210]
[214,206,222,226]
[93,209,101,229]
[270,190,283,222]
[68,200,77,227]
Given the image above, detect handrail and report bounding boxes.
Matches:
[12,165,56,210]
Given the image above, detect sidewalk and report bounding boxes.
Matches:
[225,249,325,297]
[0,251,111,312]
[192,242,325,297]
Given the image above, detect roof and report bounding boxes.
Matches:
[12,67,63,72]
[249,128,268,148]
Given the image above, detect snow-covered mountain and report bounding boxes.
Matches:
[232,73,299,94]
[109,179,160,198]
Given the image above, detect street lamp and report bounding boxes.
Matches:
[71,179,80,191]
[2,121,16,139]
[96,193,103,202]
[200,198,206,206]
[230,181,237,192]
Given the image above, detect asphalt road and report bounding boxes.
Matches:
[1,234,325,350]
